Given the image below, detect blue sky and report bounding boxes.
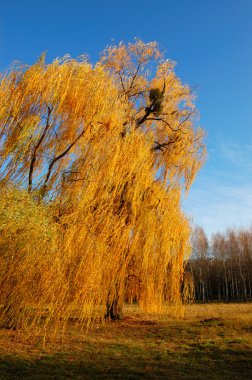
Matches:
[1,0,252,238]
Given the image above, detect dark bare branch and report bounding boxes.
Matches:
[127,61,141,93]
[152,138,180,152]
[42,121,93,192]
[28,105,52,192]
[118,72,127,94]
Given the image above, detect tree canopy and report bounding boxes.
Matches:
[0,40,205,332]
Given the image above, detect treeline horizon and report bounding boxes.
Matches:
[187,226,252,303]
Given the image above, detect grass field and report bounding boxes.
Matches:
[0,303,252,379]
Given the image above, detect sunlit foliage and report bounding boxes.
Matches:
[0,40,205,332]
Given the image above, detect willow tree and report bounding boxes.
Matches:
[0,40,205,330]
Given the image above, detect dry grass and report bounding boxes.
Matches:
[0,303,252,379]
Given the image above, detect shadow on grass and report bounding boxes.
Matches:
[1,342,252,380]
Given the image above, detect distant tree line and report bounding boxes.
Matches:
[187,226,252,302]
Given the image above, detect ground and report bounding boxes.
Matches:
[0,303,252,379]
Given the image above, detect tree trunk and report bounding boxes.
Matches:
[106,298,123,320]
[105,280,124,320]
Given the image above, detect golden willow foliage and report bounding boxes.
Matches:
[0,186,60,330]
[0,40,205,332]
